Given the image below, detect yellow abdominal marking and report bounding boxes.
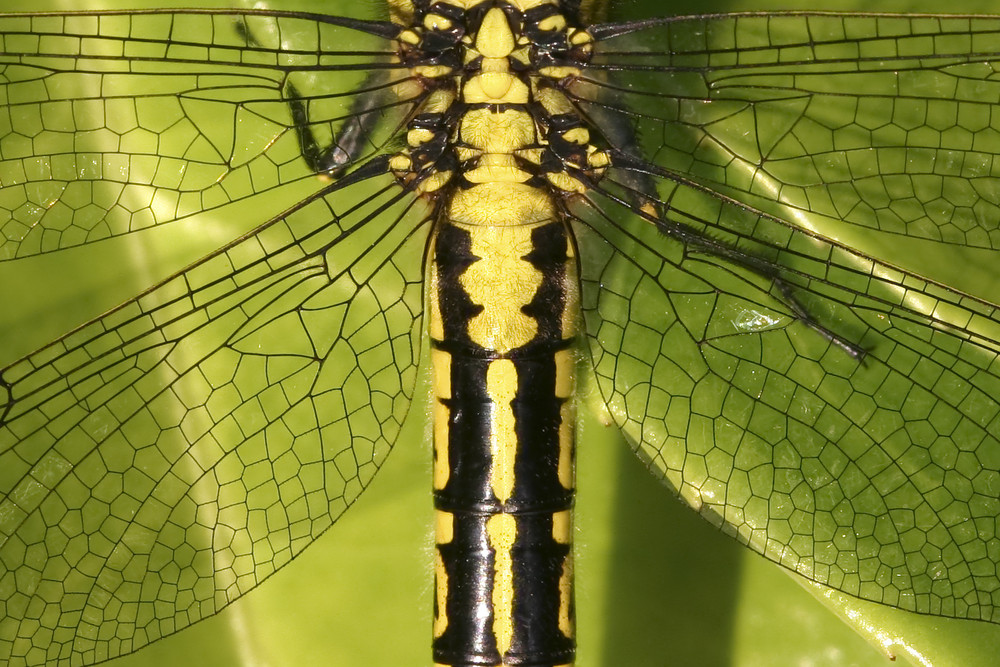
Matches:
[486,359,519,502]
[461,226,541,351]
[487,513,517,655]
[434,512,455,638]
[429,263,445,340]
[432,348,452,490]
[552,510,574,639]
[555,349,576,491]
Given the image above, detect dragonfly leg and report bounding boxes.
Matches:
[235,17,396,176]
[286,75,398,176]
[571,87,662,213]
[605,150,867,361]
[773,279,867,361]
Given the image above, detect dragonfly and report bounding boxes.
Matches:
[5,0,1000,664]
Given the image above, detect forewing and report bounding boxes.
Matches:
[580,13,1000,250]
[0,9,410,259]
[572,9,1000,625]
[0,166,429,664]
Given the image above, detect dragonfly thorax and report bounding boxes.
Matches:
[388,0,608,225]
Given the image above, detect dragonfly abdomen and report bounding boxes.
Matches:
[418,3,586,663]
[392,2,599,664]
[429,217,578,667]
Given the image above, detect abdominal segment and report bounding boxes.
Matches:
[430,219,578,667]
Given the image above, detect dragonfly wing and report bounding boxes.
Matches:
[0,168,428,664]
[580,13,1000,251]
[574,156,1000,623]
[0,9,408,259]
[573,9,1000,625]
[581,162,1000,621]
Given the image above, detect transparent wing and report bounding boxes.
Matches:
[573,10,1000,624]
[575,121,1000,623]
[0,169,428,665]
[579,13,1000,251]
[0,9,428,666]
[0,9,411,259]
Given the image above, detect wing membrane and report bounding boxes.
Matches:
[0,9,411,259]
[576,15,1000,621]
[576,146,1000,621]
[579,13,1000,251]
[0,159,428,664]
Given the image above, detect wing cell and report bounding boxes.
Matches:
[0,137,427,667]
[580,13,1000,250]
[575,153,1000,623]
[0,9,410,259]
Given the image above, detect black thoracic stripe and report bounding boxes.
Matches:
[439,356,495,511]
[522,222,571,340]
[434,222,495,513]
[510,350,569,511]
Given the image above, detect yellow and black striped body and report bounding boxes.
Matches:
[388,1,604,664]
[429,216,578,667]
